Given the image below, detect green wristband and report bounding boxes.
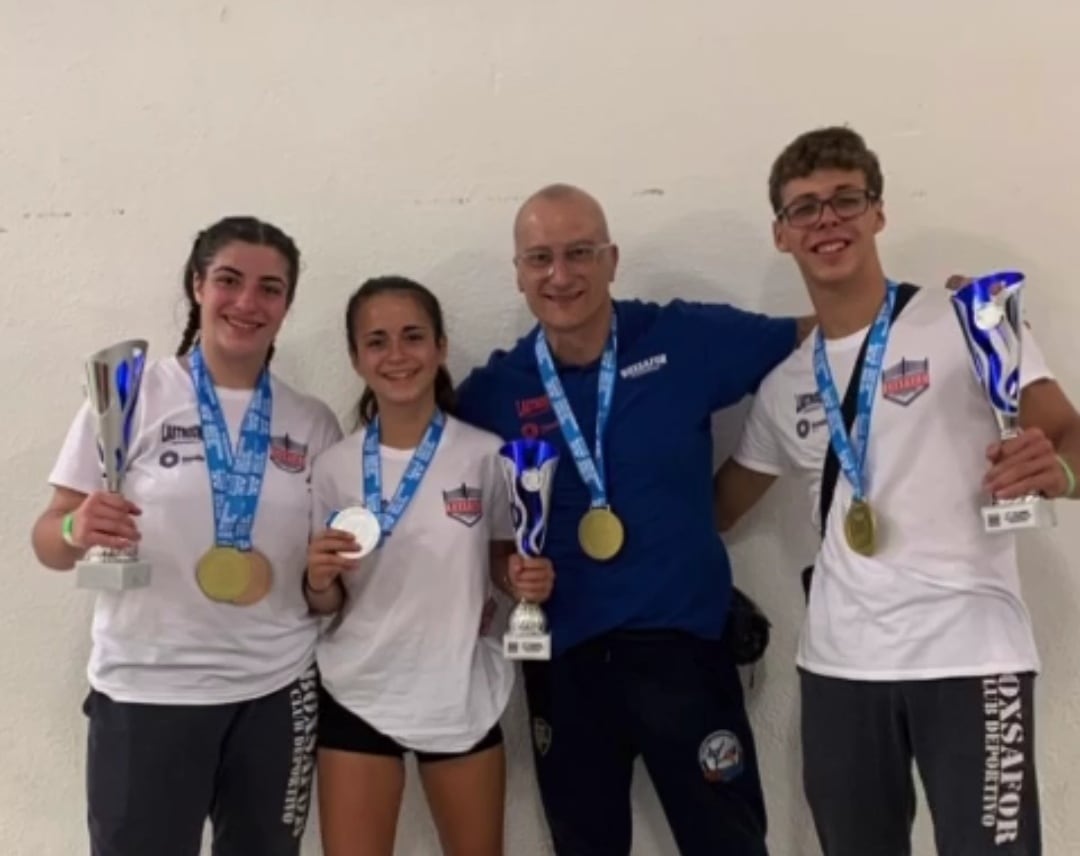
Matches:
[61,512,78,548]
[1058,455,1077,498]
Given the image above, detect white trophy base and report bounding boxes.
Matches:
[504,632,551,661]
[75,559,152,591]
[982,497,1057,533]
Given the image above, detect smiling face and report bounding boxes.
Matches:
[513,191,619,338]
[349,291,447,413]
[772,168,885,289]
[193,241,293,364]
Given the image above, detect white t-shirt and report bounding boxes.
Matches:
[734,287,1052,680]
[311,415,516,753]
[49,356,343,704]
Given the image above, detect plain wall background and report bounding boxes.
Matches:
[2,1,1078,853]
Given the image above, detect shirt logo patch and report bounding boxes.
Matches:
[159,450,205,469]
[516,395,551,419]
[881,357,930,406]
[269,435,308,473]
[619,353,668,380]
[795,391,822,414]
[533,717,552,757]
[698,729,744,783]
[443,483,483,527]
[521,421,559,440]
[797,417,827,439]
[161,423,202,445]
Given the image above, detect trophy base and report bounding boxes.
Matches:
[504,632,551,661]
[982,497,1057,533]
[75,559,152,591]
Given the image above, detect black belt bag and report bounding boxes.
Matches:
[724,586,771,665]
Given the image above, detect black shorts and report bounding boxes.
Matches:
[317,685,503,764]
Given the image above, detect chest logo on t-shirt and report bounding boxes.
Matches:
[161,423,202,445]
[443,483,483,527]
[515,395,559,439]
[795,391,822,414]
[516,394,551,419]
[794,391,826,439]
[881,357,931,406]
[619,352,668,380]
[269,434,309,474]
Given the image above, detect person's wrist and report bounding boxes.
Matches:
[304,570,335,595]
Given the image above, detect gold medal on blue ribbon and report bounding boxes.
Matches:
[813,283,899,558]
[843,499,877,557]
[535,312,623,563]
[579,507,625,561]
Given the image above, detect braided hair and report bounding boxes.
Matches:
[176,216,301,363]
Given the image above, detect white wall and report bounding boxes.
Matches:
[2,1,1078,853]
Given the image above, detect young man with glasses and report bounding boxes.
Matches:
[455,183,810,855]
[714,126,1080,855]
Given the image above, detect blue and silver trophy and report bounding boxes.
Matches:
[497,438,558,660]
[951,271,1056,532]
[76,339,153,590]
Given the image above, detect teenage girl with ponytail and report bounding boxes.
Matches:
[31,217,342,856]
[305,275,555,856]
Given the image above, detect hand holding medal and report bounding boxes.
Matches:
[305,525,366,593]
[311,408,446,586]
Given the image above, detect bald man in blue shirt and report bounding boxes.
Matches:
[457,184,807,856]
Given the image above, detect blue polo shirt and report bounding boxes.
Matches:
[456,298,797,657]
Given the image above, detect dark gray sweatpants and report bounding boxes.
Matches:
[800,669,1041,856]
[84,665,318,856]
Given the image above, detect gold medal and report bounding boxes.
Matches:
[844,499,877,557]
[196,546,251,602]
[231,550,273,606]
[578,507,625,561]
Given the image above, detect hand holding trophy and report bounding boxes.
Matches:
[74,339,153,590]
[497,438,558,660]
[950,270,1057,532]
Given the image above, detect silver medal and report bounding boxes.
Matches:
[326,506,382,559]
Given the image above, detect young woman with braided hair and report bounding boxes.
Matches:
[32,216,342,856]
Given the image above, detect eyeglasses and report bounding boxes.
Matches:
[777,188,878,229]
[515,243,613,274]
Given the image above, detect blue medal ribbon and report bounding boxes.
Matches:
[362,410,446,538]
[534,311,617,510]
[813,281,897,505]
[189,346,273,551]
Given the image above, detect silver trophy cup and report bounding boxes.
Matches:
[75,339,153,590]
[498,438,559,661]
[951,271,1056,533]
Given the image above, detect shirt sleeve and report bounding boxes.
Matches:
[309,401,345,460]
[48,401,107,495]
[482,444,515,542]
[309,451,338,533]
[677,300,799,411]
[1019,323,1053,389]
[455,370,499,435]
[732,383,787,477]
